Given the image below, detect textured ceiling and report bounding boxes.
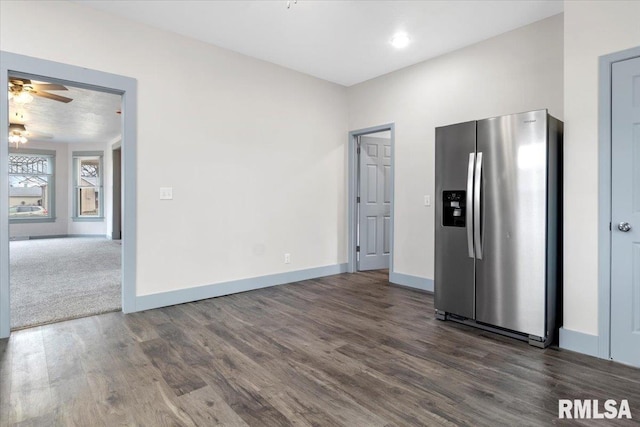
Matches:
[78,0,564,86]
[9,80,122,146]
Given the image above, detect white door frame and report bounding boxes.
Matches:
[347,123,395,273]
[0,51,138,338]
[597,45,640,359]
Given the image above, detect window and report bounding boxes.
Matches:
[9,151,55,221]
[73,152,103,220]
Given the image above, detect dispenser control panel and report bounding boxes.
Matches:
[442,191,466,227]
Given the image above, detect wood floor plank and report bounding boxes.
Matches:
[139,338,208,397]
[49,376,106,427]
[6,387,52,425]
[105,333,209,426]
[175,385,251,426]
[42,322,85,386]
[198,366,293,427]
[9,328,49,392]
[1,270,639,426]
[4,327,54,424]
[121,312,162,342]
[258,356,391,426]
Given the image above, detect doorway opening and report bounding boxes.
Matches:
[1,51,138,338]
[8,77,123,330]
[348,124,395,275]
[112,146,122,241]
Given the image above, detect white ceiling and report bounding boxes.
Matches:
[79,0,564,87]
[9,81,122,145]
[8,1,564,146]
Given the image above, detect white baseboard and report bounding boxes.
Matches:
[389,272,434,292]
[11,234,109,240]
[559,327,599,358]
[136,263,348,312]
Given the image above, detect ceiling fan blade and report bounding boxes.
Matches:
[28,132,54,140]
[9,78,31,85]
[33,91,73,103]
[31,83,68,91]
[9,123,26,132]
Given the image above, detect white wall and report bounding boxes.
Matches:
[563,0,640,335]
[0,1,348,296]
[348,15,564,280]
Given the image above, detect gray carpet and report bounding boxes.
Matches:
[10,237,121,329]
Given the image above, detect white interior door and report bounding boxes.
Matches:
[358,136,391,271]
[611,55,640,367]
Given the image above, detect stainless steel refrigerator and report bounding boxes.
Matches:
[434,109,562,348]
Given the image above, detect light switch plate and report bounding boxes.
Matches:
[424,195,431,206]
[160,187,173,200]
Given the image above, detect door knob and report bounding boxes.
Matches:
[618,222,632,232]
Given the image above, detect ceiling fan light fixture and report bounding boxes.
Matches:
[8,133,27,144]
[390,33,410,49]
[10,91,34,104]
[8,123,29,147]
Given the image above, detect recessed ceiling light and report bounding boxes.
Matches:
[391,33,410,49]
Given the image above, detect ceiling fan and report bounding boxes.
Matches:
[9,78,73,104]
[9,122,53,147]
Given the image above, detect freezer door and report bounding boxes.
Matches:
[475,110,548,337]
[435,121,476,319]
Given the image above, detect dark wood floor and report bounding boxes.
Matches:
[1,270,639,426]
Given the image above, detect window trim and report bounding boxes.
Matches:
[72,150,104,222]
[9,148,56,224]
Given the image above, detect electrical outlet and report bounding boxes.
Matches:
[284,253,291,264]
[424,195,431,206]
[160,187,173,200]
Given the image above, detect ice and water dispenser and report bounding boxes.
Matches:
[442,191,466,227]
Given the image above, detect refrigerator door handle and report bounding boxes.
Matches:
[474,152,483,260]
[466,153,475,258]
